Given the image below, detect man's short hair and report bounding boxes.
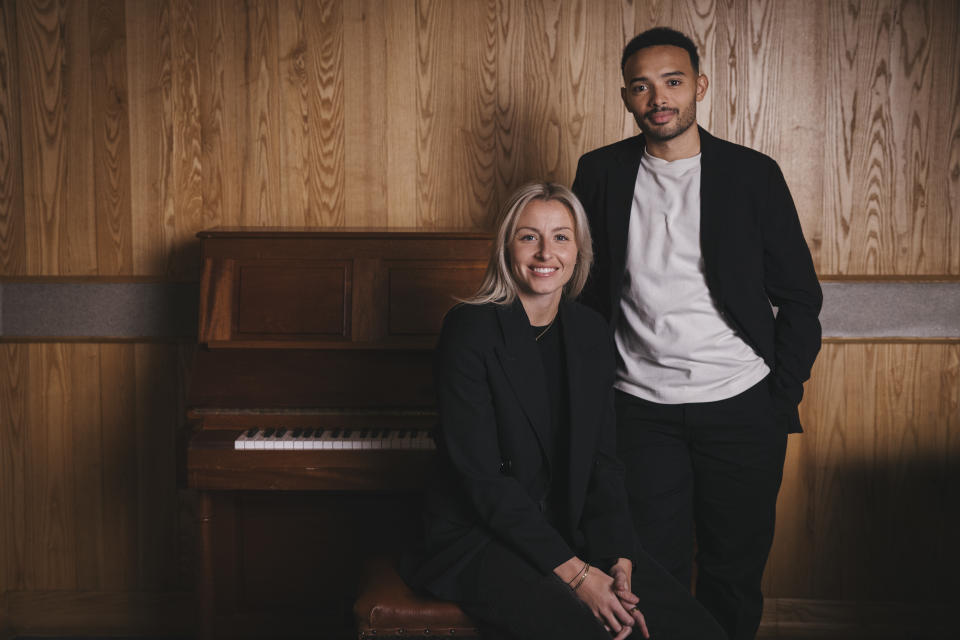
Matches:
[621,27,700,73]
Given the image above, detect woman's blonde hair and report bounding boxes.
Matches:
[464,182,593,305]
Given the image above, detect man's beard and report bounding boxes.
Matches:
[638,101,697,142]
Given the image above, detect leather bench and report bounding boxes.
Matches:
[354,556,481,639]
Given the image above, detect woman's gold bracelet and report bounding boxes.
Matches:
[566,561,588,586]
[571,562,591,591]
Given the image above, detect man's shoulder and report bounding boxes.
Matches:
[703,130,778,171]
[577,136,643,167]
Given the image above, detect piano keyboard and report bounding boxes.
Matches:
[234,427,436,451]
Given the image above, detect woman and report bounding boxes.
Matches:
[402,183,724,640]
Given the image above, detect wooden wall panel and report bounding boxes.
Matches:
[415,0,497,228]
[279,0,345,227]
[1,344,190,595]
[342,0,418,227]
[169,0,203,277]
[127,0,175,276]
[766,343,960,603]
[0,0,25,276]
[17,0,92,275]
[90,0,133,276]
[0,344,28,592]
[195,0,237,242]
[7,0,959,276]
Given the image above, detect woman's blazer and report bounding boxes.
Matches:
[402,298,635,600]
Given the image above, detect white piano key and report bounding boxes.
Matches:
[234,427,438,450]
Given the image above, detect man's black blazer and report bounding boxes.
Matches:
[572,127,822,432]
[401,299,635,600]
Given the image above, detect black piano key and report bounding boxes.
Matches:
[276,427,287,437]
[263,427,276,438]
[315,429,325,437]
[291,428,302,438]
[245,427,258,437]
[342,429,353,437]
[331,428,341,438]
[397,430,407,438]
[359,429,369,438]
[302,428,314,438]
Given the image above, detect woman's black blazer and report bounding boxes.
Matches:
[402,298,635,600]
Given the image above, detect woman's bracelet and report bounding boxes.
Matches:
[570,562,591,591]
[566,561,588,586]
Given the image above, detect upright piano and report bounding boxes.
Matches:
[186,229,491,639]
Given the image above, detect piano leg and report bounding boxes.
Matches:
[198,491,215,640]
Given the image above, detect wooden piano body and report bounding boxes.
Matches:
[186,229,491,638]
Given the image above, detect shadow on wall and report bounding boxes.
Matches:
[785,453,959,603]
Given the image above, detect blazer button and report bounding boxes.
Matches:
[499,459,513,475]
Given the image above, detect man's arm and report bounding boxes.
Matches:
[760,161,823,422]
[572,155,610,319]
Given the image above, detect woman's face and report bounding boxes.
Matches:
[508,199,579,308]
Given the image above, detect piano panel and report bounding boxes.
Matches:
[387,262,486,335]
[187,349,435,409]
[236,263,351,338]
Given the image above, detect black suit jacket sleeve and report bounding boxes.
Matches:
[760,161,823,413]
[578,348,635,563]
[572,157,610,318]
[434,308,575,575]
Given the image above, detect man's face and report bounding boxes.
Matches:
[620,45,708,143]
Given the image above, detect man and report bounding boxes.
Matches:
[572,27,822,640]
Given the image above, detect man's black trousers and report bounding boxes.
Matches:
[615,377,788,640]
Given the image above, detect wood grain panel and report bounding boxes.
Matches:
[18,0,93,275]
[516,0,562,184]
[416,0,497,228]
[493,0,524,206]
[0,0,25,276]
[196,0,239,235]
[773,1,826,269]
[25,344,91,589]
[61,0,98,275]
[97,344,138,590]
[71,351,106,592]
[381,0,418,227]
[89,0,133,276]
[600,0,634,145]
[820,0,960,276]
[766,343,960,604]
[127,0,175,276]
[0,344,27,591]
[170,0,203,277]
[279,0,344,227]
[134,344,183,590]
[242,0,282,227]
[558,0,605,184]
[885,1,959,276]
[277,0,310,226]
[343,0,418,227]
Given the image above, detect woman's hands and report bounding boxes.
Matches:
[609,558,649,639]
[554,557,650,639]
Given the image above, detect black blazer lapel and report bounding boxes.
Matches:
[494,301,552,458]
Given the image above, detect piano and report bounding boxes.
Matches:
[186,228,491,639]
